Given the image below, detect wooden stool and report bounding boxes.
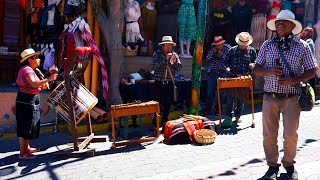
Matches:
[111,101,160,148]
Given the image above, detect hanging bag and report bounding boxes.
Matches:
[276,45,315,111]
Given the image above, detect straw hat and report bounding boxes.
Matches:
[20,48,41,63]
[158,36,176,47]
[212,36,226,46]
[267,10,302,35]
[235,32,253,46]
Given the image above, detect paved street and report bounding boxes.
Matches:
[1,100,320,180]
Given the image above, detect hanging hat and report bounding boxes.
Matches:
[158,36,176,47]
[212,36,226,46]
[20,48,41,63]
[235,32,253,46]
[267,10,302,35]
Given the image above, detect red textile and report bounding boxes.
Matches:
[17,0,30,9]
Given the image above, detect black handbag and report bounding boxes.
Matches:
[277,46,315,111]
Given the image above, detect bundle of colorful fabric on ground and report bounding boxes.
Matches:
[163,115,216,145]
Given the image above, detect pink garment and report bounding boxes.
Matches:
[81,28,109,100]
[16,66,41,95]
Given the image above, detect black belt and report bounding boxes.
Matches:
[264,92,298,98]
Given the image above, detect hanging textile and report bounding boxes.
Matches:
[250,13,266,50]
[81,28,109,100]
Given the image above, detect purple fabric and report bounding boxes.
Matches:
[81,29,109,100]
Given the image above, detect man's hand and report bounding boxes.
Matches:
[278,77,297,86]
[249,63,255,69]
[271,65,283,76]
[167,53,177,63]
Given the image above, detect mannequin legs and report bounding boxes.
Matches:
[179,40,185,56]
[185,41,192,58]
[179,40,192,58]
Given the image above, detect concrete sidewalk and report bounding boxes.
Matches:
[1,102,320,180]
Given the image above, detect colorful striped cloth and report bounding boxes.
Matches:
[81,28,109,100]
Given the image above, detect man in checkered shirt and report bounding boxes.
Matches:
[153,36,182,125]
[253,10,319,180]
[224,32,257,123]
[204,36,231,116]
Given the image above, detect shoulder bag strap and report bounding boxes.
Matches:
[275,43,301,91]
[167,63,176,87]
[276,45,295,77]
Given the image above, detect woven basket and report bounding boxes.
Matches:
[123,49,137,57]
[194,129,217,145]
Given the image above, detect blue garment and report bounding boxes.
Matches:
[232,3,253,36]
[226,97,245,118]
[305,39,315,57]
[291,2,305,24]
[281,0,291,10]
[205,72,228,115]
[224,45,257,77]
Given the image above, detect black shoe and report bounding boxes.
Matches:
[285,166,298,180]
[263,166,279,180]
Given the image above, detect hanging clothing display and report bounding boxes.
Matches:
[81,28,109,100]
[304,0,315,26]
[266,0,282,40]
[291,1,304,25]
[250,13,266,50]
[140,2,157,41]
[280,0,291,10]
[125,0,144,43]
[209,6,233,45]
[313,21,320,78]
[43,47,55,70]
[252,0,268,14]
[156,0,180,44]
[177,0,196,42]
[232,2,253,36]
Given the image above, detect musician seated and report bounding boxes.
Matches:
[224,32,257,123]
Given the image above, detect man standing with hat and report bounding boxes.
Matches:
[253,10,318,179]
[204,36,231,115]
[224,32,257,123]
[153,36,182,125]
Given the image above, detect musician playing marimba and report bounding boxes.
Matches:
[224,32,257,123]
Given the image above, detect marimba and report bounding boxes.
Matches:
[217,75,255,128]
[111,101,160,148]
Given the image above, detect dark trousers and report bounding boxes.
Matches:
[154,81,174,125]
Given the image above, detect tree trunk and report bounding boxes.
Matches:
[89,0,125,105]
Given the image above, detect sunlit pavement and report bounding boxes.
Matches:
[1,101,320,180]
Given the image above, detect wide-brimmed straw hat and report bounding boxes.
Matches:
[267,10,302,35]
[235,32,253,46]
[20,48,41,63]
[158,36,176,47]
[212,36,226,46]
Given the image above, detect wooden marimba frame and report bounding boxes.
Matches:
[217,75,255,128]
[111,101,161,148]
